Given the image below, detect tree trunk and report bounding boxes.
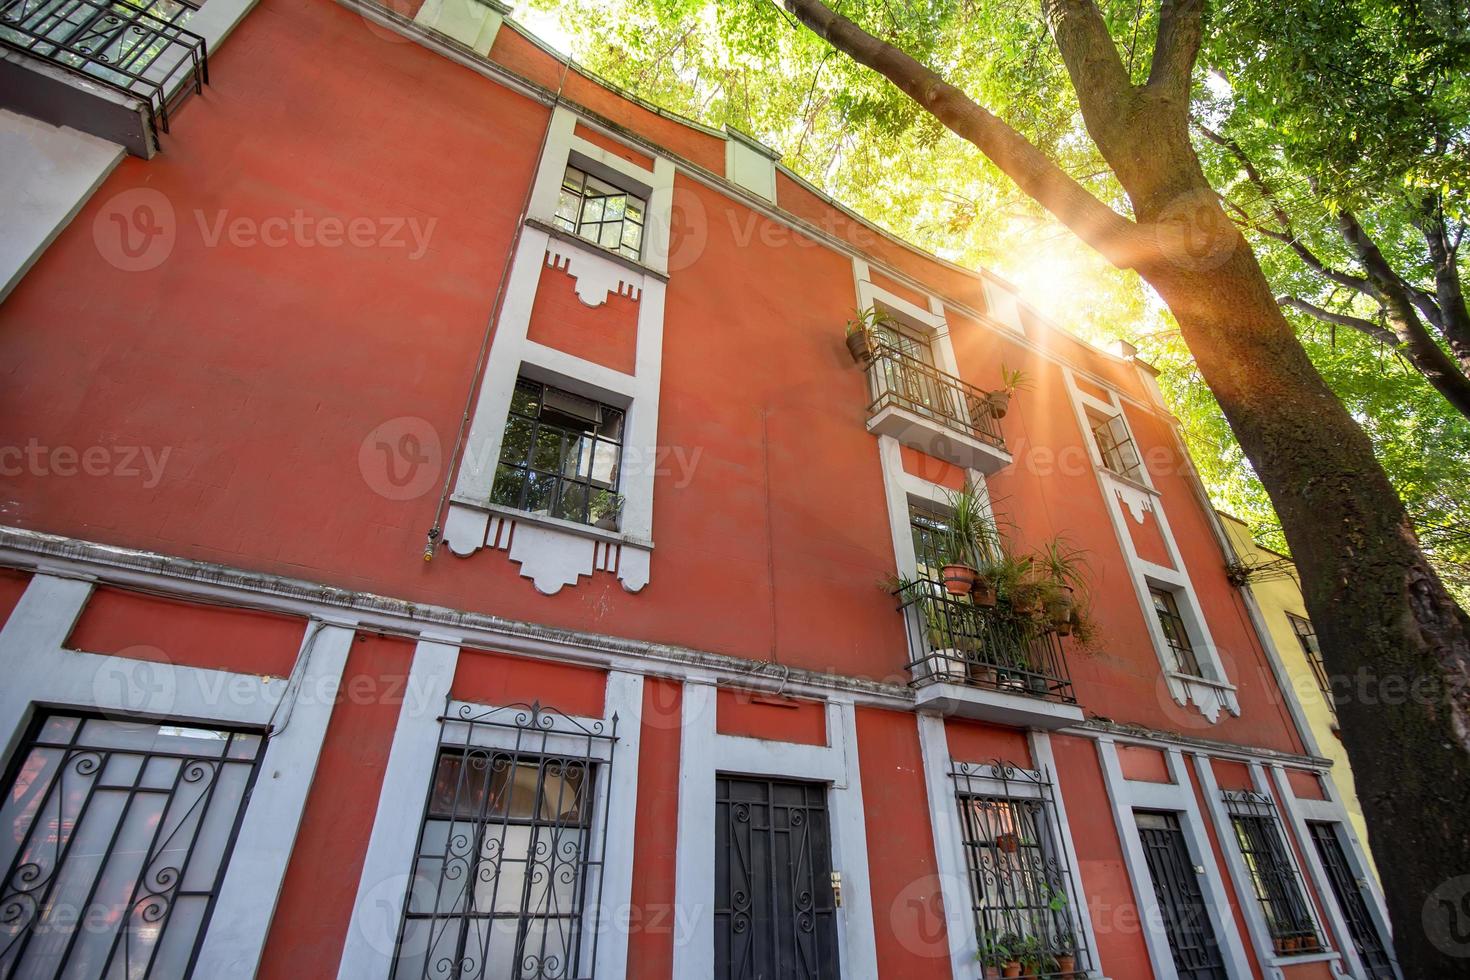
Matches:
[777,0,1470,971]
[1139,219,1470,979]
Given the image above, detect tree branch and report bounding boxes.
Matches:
[1193,122,1374,294]
[1278,295,1399,348]
[779,0,1154,269]
[1147,0,1205,107]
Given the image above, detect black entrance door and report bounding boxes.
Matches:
[715,776,841,980]
[1135,811,1228,980]
[1307,821,1396,978]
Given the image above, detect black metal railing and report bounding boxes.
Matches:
[898,579,1076,704]
[865,340,1006,450]
[0,0,208,144]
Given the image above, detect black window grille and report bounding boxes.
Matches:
[1306,822,1395,978]
[1089,411,1144,482]
[392,701,618,980]
[1222,791,1322,957]
[491,378,625,529]
[864,334,1006,451]
[1150,587,1203,676]
[952,762,1090,978]
[0,0,208,144]
[909,504,951,579]
[551,165,647,261]
[1287,614,1332,700]
[0,711,264,979]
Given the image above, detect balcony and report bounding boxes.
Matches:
[898,579,1084,729]
[864,341,1013,473]
[0,0,208,156]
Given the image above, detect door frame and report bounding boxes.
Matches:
[1095,738,1253,980]
[674,681,879,979]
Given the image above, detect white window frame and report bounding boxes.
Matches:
[0,574,352,978]
[444,107,675,594]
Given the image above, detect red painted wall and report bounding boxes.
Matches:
[944,719,1031,768]
[1285,768,1326,801]
[855,707,950,978]
[1049,735,1156,979]
[66,586,305,676]
[0,568,31,628]
[451,648,607,719]
[1117,744,1172,784]
[626,677,682,978]
[715,688,826,745]
[259,632,415,979]
[0,0,1307,757]
[526,261,640,375]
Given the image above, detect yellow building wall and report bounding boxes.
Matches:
[1219,513,1380,880]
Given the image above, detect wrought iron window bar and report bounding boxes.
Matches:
[951,761,1092,978]
[0,711,264,979]
[897,577,1076,704]
[0,0,208,146]
[392,700,619,980]
[1221,791,1323,957]
[865,340,1006,451]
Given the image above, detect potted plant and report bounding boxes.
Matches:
[978,935,1011,979]
[1017,935,1047,978]
[1035,538,1090,631]
[996,934,1025,978]
[984,364,1032,419]
[843,307,891,364]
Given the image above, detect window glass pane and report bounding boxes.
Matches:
[591,441,619,486]
[599,222,622,249]
[562,167,585,192]
[553,191,579,227]
[555,482,588,523]
[580,196,605,224]
[604,196,626,220]
[490,465,526,508]
[532,428,563,472]
[625,197,645,222]
[524,471,557,514]
[510,380,541,417]
[500,416,534,463]
[599,407,625,441]
[621,221,643,252]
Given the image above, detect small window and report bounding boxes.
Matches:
[491,378,624,528]
[551,164,647,261]
[909,503,952,580]
[1088,409,1144,482]
[1224,792,1322,956]
[872,317,935,366]
[1287,613,1331,698]
[1150,587,1203,676]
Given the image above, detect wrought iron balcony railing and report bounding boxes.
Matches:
[898,579,1077,705]
[1,0,208,146]
[865,341,1006,451]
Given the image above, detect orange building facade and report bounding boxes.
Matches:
[0,1,1398,978]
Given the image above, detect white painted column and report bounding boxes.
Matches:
[591,669,644,975]
[335,637,461,980]
[671,679,717,980]
[827,698,879,980]
[0,573,93,756]
[915,712,977,979]
[193,621,355,977]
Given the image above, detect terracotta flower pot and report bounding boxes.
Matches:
[996,832,1020,853]
[971,576,998,606]
[1002,963,1022,979]
[970,664,998,687]
[982,967,1001,980]
[942,563,978,596]
[1056,953,1076,973]
[846,330,873,364]
[986,390,1011,419]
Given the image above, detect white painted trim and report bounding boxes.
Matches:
[916,713,981,979]
[1029,732,1106,976]
[1062,369,1239,722]
[194,623,354,977]
[336,638,460,980]
[0,573,350,978]
[444,105,670,595]
[1096,740,1254,980]
[588,670,643,975]
[672,682,879,979]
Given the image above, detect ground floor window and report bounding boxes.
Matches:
[952,762,1089,976]
[392,703,616,980]
[1222,791,1321,956]
[0,711,264,979]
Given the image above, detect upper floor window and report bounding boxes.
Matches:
[1088,409,1144,482]
[1287,613,1331,697]
[1150,587,1203,676]
[873,318,935,365]
[492,378,624,529]
[909,504,951,579]
[1223,792,1322,956]
[552,164,647,261]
